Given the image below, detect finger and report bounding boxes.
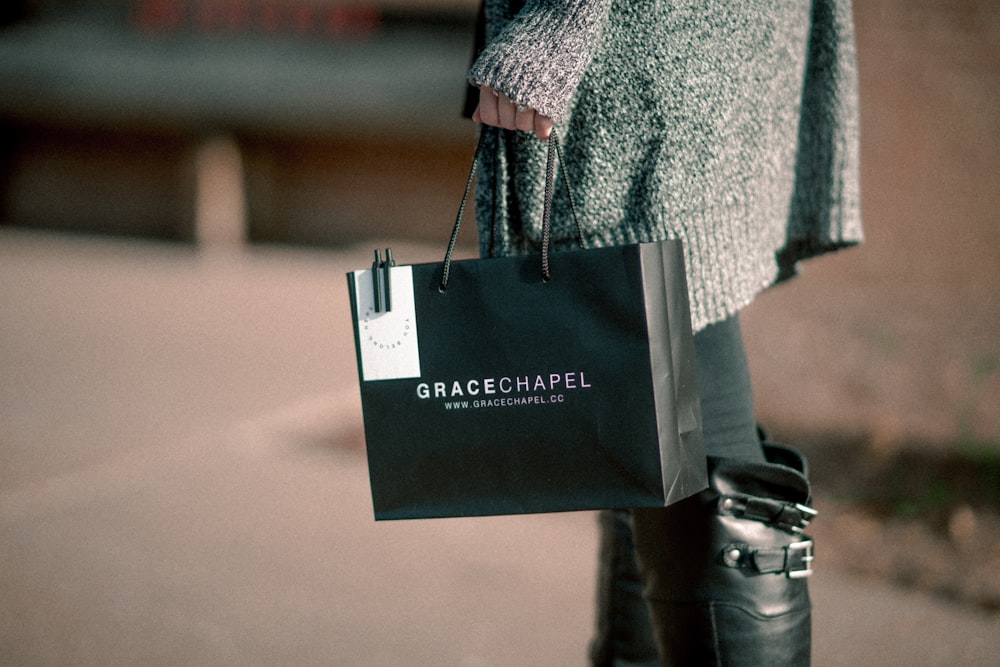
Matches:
[477,86,500,127]
[497,93,517,130]
[515,105,536,133]
[534,114,554,141]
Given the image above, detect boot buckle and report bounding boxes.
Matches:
[791,504,819,533]
[718,494,817,534]
[787,540,815,579]
[720,539,815,578]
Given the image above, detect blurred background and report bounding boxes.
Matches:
[1,1,999,665]
[0,0,478,244]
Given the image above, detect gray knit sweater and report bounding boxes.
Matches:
[468,0,863,332]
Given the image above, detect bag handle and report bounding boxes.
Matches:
[439,127,582,291]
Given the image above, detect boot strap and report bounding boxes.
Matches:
[720,540,815,579]
[718,493,817,534]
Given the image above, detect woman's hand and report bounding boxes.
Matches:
[472,85,554,141]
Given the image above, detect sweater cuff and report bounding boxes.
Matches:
[468,0,613,119]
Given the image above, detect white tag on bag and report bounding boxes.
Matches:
[352,266,422,382]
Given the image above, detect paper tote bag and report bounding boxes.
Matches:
[348,131,706,520]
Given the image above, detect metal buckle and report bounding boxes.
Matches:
[720,539,815,578]
[719,495,818,534]
[790,504,818,534]
[787,540,815,579]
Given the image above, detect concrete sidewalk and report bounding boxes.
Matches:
[2,229,998,666]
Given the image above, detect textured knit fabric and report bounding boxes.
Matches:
[468,0,863,332]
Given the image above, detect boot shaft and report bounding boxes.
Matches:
[632,444,816,666]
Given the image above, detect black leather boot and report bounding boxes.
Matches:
[589,509,662,667]
[632,444,816,666]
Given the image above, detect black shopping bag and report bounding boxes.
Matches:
[348,132,706,520]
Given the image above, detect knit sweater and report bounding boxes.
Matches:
[468,0,863,332]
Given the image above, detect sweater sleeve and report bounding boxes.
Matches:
[468,0,614,119]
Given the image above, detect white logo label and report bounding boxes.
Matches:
[353,267,421,381]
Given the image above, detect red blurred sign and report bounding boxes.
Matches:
[133,0,382,38]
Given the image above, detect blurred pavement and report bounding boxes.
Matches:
[2,228,999,666]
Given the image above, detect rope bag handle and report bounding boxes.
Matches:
[439,127,583,292]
